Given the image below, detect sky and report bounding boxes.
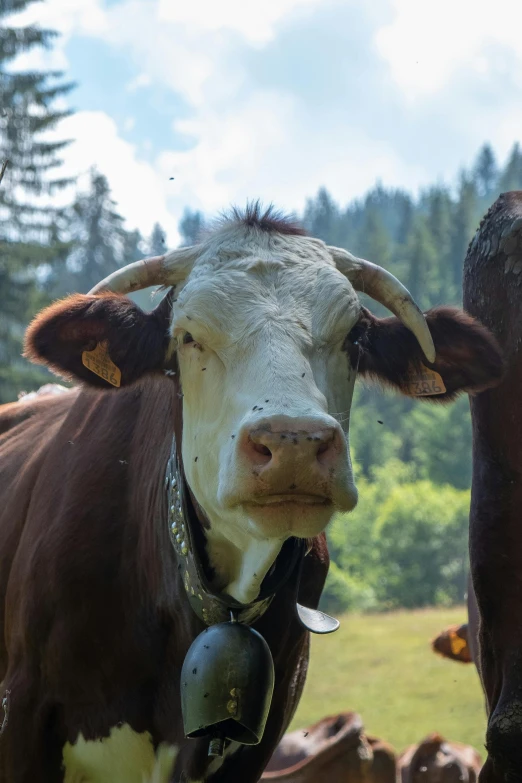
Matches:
[9,0,522,244]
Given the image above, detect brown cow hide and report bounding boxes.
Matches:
[261,712,396,783]
[399,734,482,782]
[431,624,472,664]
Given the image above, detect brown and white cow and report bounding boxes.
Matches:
[0,204,502,782]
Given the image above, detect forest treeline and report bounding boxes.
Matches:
[2,0,520,611]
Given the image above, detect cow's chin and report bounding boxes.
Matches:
[242,495,334,538]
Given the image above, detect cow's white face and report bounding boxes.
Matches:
[172,230,360,603]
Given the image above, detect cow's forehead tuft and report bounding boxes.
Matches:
[208,201,307,238]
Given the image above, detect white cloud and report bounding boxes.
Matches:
[375,0,522,98]
[7,0,522,248]
[7,0,106,39]
[126,73,152,93]
[9,0,324,108]
[157,0,323,45]
[56,111,175,240]
[371,0,522,182]
[158,91,297,212]
[156,92,427,219]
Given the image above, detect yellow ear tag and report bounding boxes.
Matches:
[449,631,468,657]
[81,341,121,387]
[404,365,446,397]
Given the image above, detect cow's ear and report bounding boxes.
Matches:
[24,292,174,388]
[347,306,504,402]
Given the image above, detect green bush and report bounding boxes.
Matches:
[324,459,470,612]
[320,561,378,614]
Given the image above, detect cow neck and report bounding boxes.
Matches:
[165,435,305,625]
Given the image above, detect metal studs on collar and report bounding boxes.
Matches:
[167,437,188,559]
[164,434,290,629]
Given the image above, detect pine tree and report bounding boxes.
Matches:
[396,195,414,246]
[148,222,167,255]
[0,0,74,403]
[49,169,127,296]
[424,186,455,303]
[401,215,433,306]
[303,187,340,244]
[357,206,392,269]
[179,208,204,246]
[362,185,412,243]
[498,143,522,191]
[473,143,498,199]
[122,227,144,264]
[450,173,478,293]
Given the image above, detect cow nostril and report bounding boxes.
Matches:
[252,442,272,458]
[317,441,330,456]
[316,432,336,463]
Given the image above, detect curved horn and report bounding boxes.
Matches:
[329,246,436,363]
[88,246,198,295]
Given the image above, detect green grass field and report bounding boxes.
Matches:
[291,606,486,760]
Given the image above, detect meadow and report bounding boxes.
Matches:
[292,606,486,759]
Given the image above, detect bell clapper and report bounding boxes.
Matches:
[208,733,225,758]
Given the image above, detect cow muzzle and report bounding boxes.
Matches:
[223,415,357,537]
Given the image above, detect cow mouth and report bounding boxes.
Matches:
[247,494,331,507]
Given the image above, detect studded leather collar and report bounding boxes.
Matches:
[165,436,306,626]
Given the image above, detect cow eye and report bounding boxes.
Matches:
[346,319,367,346]
[183,332,195,345]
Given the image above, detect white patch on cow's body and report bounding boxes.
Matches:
[62,724,176,783]
[171,228,360,603]
[18,383,70,402]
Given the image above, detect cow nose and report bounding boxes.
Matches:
[242,420,341,470]
[231,415,356,515]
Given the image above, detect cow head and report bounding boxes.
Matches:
[400,734,481,783]
[25,205,503,603]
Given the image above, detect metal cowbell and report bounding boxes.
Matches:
[181,621,275,747]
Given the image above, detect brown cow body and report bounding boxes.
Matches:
[399,734,481,783]
[261,712,396,783]
[463,191,522,782]
[0,383,327,782]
